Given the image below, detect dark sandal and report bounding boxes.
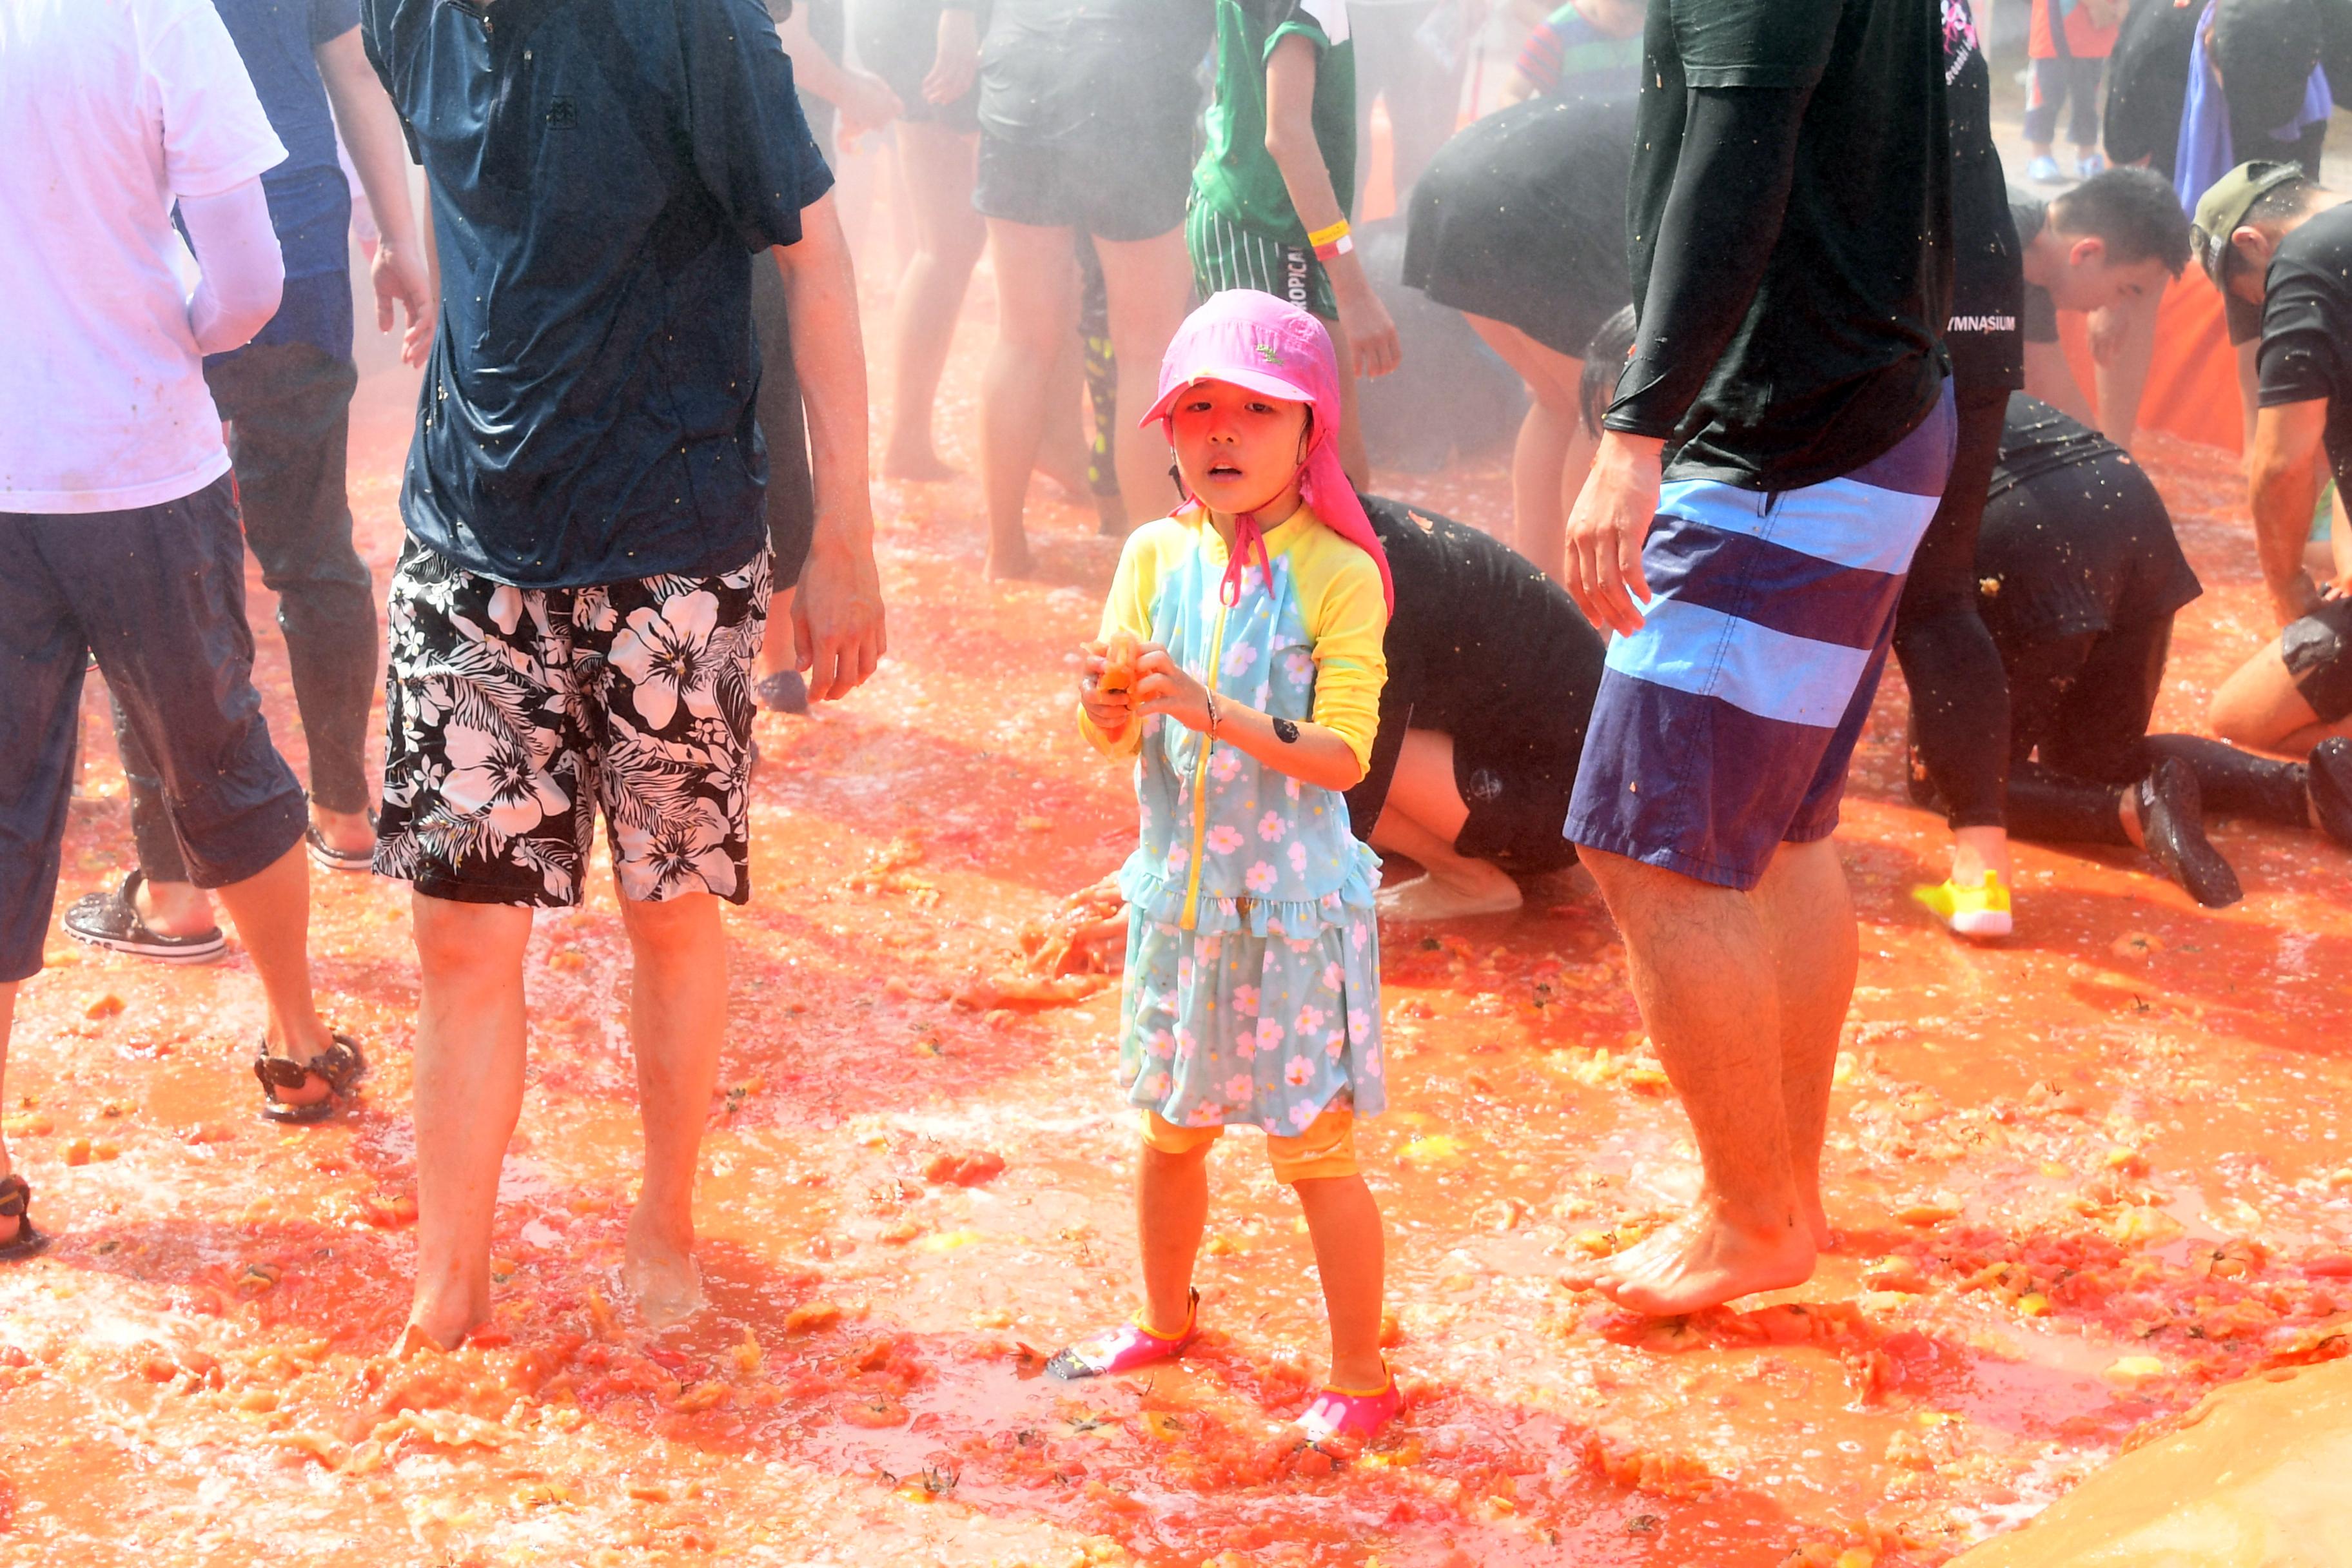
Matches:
[62,870,226,964]
[305,807,380,874]
[254,1034,368,1124]
[0,1175,51,1262]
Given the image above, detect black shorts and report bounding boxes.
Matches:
[1451,738,1582,873]
[0,478,306,981]
[2281,595,2352,725]
[856,0,981,132]
[974,126,1191,242]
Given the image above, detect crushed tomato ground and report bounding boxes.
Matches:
[0,263,2346,1568]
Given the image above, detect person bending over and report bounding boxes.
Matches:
[2010,168,2193,451]
[2190,161,2352,756]
[1401,95,1635,576]
[1346,495,1607,919]
[1925,397,2352,907]
[361,0,885,1349]
[1560,0,1954,1317]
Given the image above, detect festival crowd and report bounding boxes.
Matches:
[3,0,2349,1452]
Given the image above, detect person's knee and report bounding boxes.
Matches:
[411,895,531,979]
[619,890,722,959]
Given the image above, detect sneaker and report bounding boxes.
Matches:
[2076,151,2108,178]
[2134,759,2242,908]
[1295,1363,1402,1446]
[1911,870,2014,939]
[2028,155,2064,182]
[63,871,226,964]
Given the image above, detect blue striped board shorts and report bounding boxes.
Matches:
[1565,386,1956,890]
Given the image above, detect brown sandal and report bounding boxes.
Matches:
[253,1034,368,1124]
[0,1174,50,1261]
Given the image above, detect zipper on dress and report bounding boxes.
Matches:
[1177,591,1233,932]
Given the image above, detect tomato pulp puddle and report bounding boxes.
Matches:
[3,262,2348,1567]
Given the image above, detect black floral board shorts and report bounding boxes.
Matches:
[374,539,771,907]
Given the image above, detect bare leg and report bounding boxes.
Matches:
[1138,1139,1211,1338]
[2210,636,2351,756]
[1750,838,1851,1251]
[403,894,534,1351]
[1034,328,1095,498]
[883,122,985,480]
[1369,729,1522,919]
[979,218,1082,578]
[1093,228,1193,524]
[1562,847,1818,1314]
[1948,823,2014,887]
[620,888,730,1328]
[211,843,339,1104]
[1295,1173,1386,1389]
[1465,317,1585,578]
[755,586,799,681]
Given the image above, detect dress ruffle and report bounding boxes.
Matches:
[1117,839,1381,937]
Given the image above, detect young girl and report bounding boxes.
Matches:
[1052,290,1399,1444]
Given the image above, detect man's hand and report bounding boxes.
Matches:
[372,238,435,367]
[836,69,903,136]
[1563,430,1665,637]
[1334,272,1402,380]
[924,7,980,104]
[791,524,886,701]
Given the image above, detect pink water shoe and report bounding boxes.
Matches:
[1045,1289,1198,1379]
[1295,1362,1401,1445]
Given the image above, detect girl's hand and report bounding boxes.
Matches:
[1079,642,1136,734]
[1132,646,1213,733]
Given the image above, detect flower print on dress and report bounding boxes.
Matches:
[1138,1070,1172,1102]
[1254,1017,1284,1054]
[1322,961,1344,994]
[1257,811,1286,842]
[1224,1073,1253,1102]
[1284,1054,1314,1087]
[1297,1004,1326,1035]
[610,589,723,731]
[1324,1030,1345,1061]
[1246,860,1278,895]
[1287,841,1309,876]
[1221,641,1260,680]
[1233,984,1260,1017]
[1206,824,1244,857]
[1287,1100,1320,1132]
[1163,839,1190,878]
[1186,1100,1226,1127]
[1210,749,1244,784]
[1282,649,1314,688]
[1285,776,1302,801]
[1145,1028,1175,1060]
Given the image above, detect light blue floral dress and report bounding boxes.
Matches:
[1105,513,1386,1135]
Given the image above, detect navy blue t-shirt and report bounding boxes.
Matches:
[206,0,360,360]
[361,0,836,588]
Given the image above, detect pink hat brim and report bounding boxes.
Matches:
[1138,367,1318,430]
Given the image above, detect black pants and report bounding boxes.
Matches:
[1894,387,2011,830]
[124,344,377,883]
[0,480,306,979]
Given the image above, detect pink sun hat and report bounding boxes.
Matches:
[1141,289,1393,613]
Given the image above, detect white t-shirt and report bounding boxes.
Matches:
[0,0,286,514]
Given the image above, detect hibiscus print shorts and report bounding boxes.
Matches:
[373,540,771,907]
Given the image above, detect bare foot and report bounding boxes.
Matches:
[1799,1190,1836,1253]
[885,446,959,482]
[1377,863,1523,922]
[624,1208,705,1329]
[394,1312,473,1358]
[1561,1200,1817,1316]
[985,543,1043,582]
